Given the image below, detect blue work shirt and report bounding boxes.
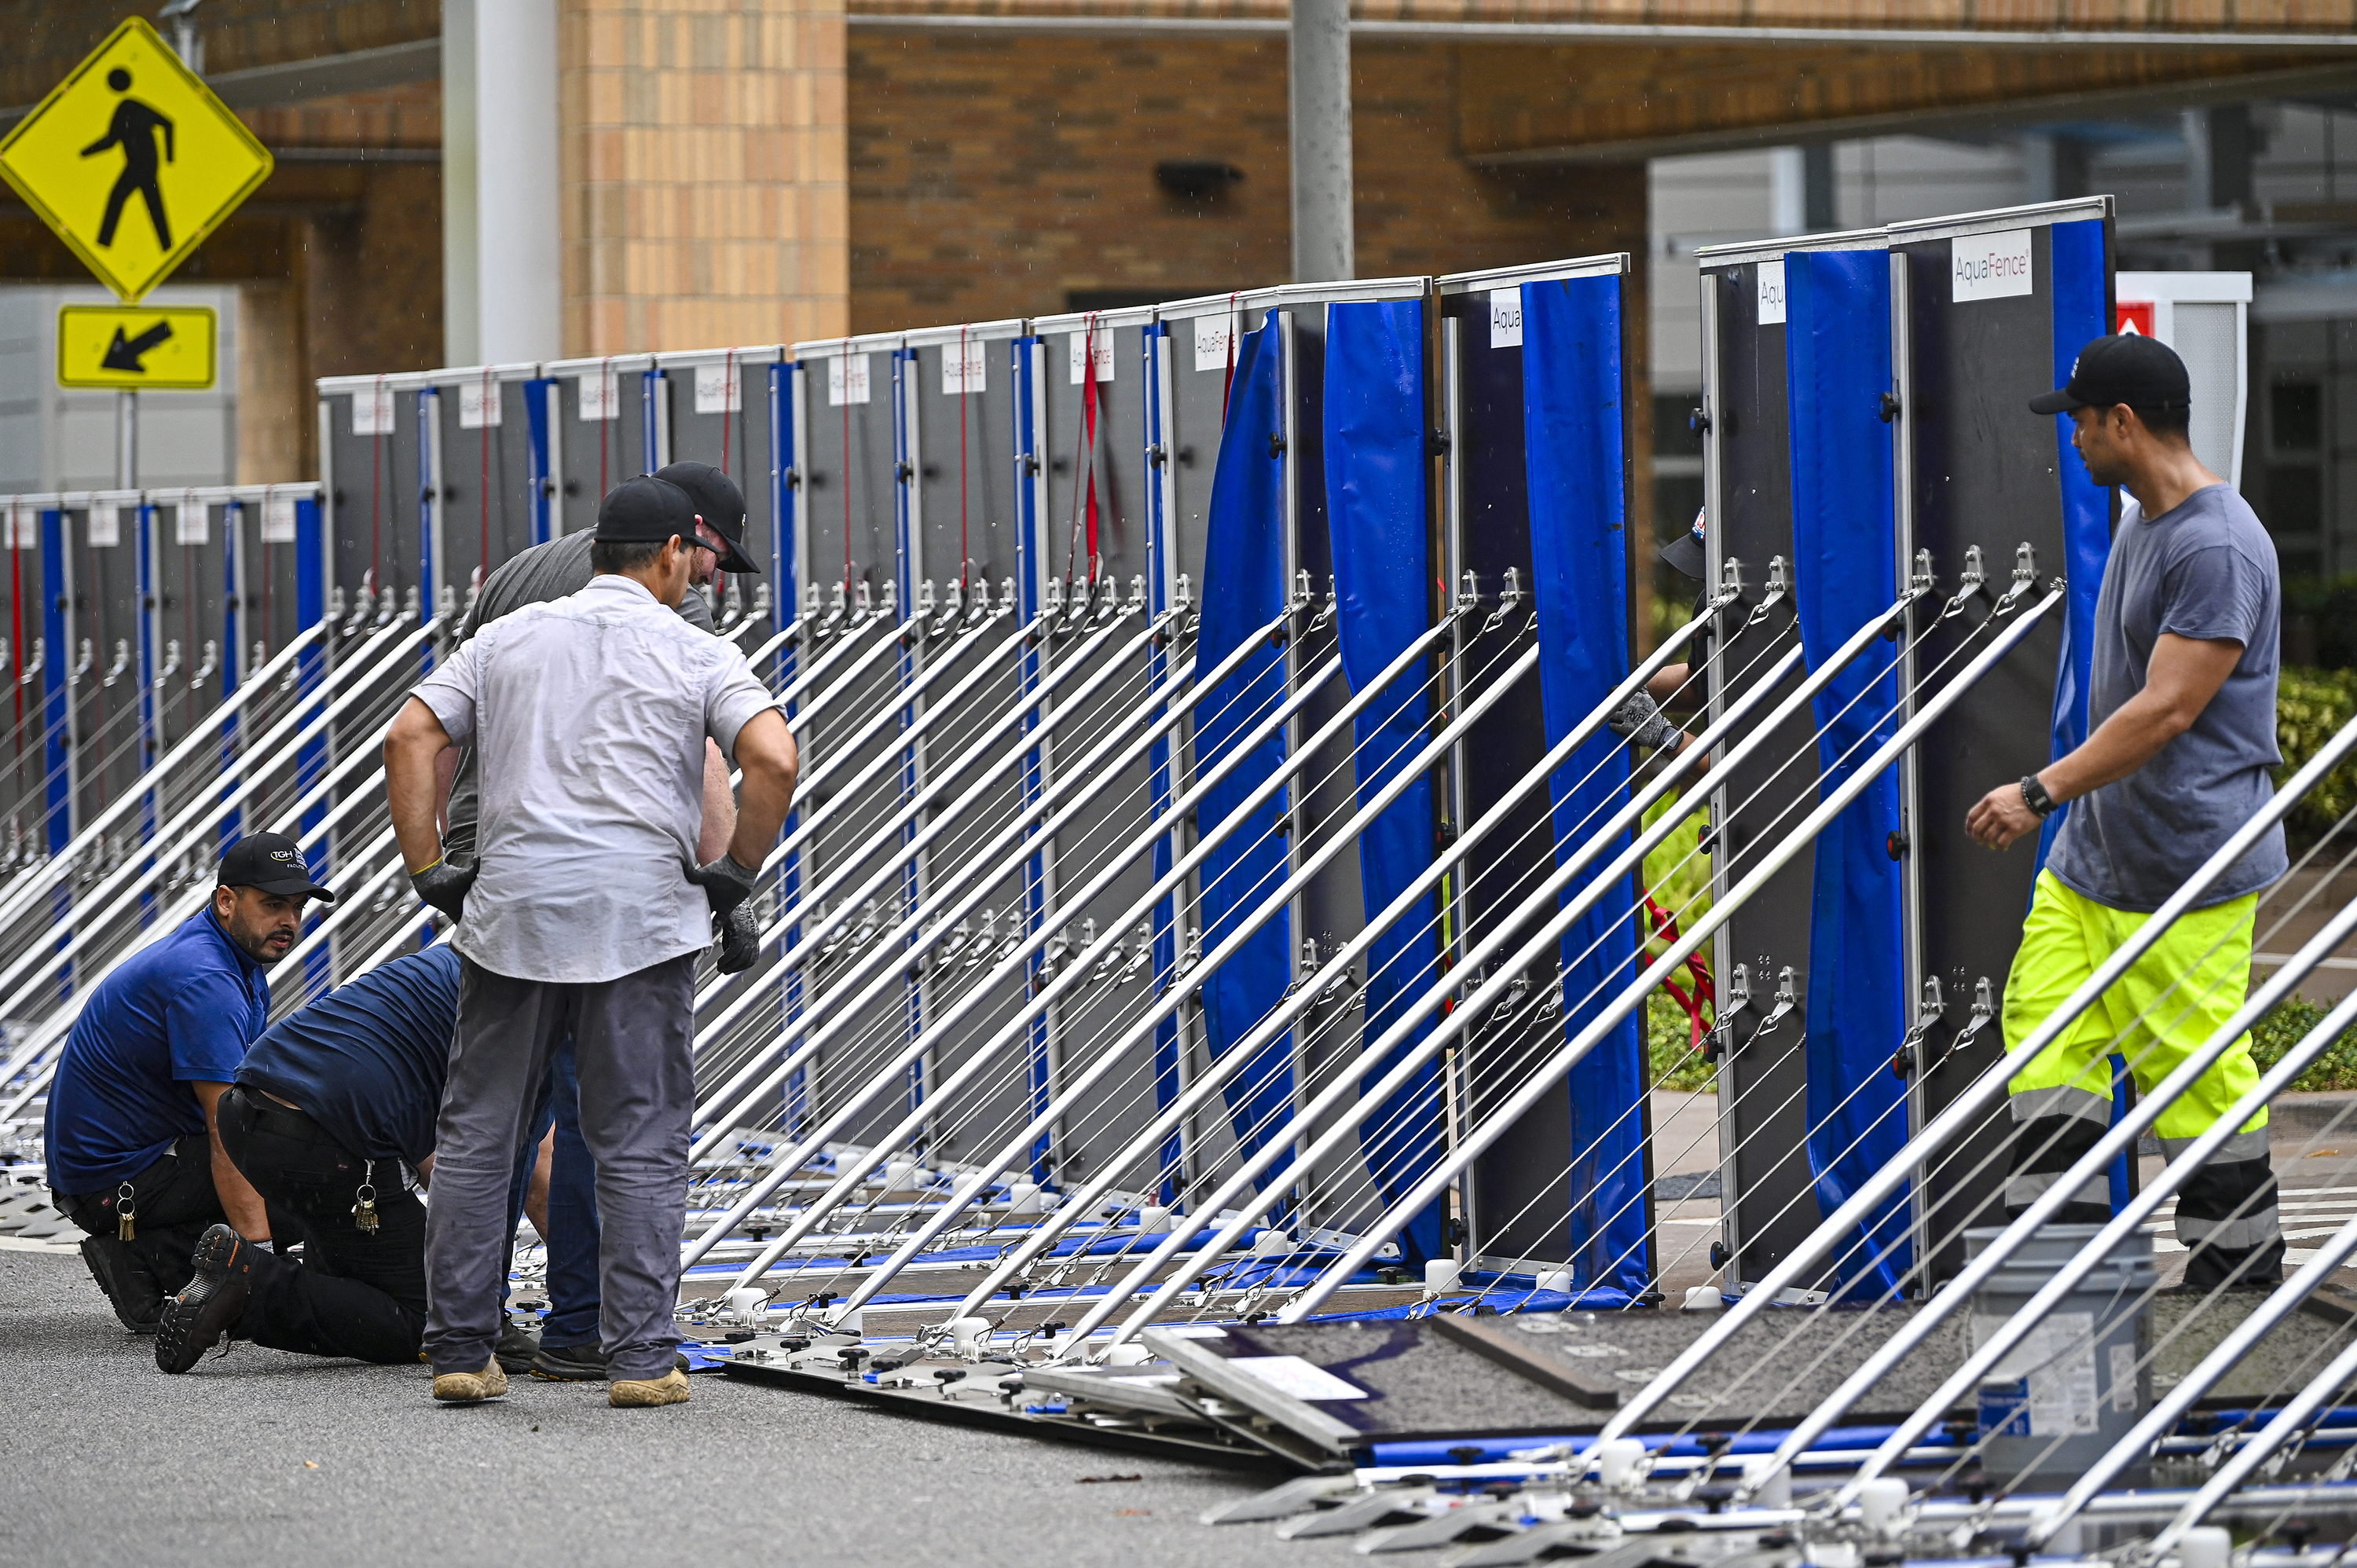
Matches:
[236,945,460,1166]
[43,907,269,1196]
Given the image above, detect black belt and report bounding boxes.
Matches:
[229,1083,334,1144]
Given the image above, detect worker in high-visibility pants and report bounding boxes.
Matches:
[1970,332,2286,1291]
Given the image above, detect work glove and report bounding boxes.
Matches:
[714,901,764,975]
[410,859,478,922]
[1607,691,1681,753]
[685,852,764,917]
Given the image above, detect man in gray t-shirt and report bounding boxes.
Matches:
[1967,333,2284,1291]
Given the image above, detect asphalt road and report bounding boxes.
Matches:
[0,1249,1350,1568]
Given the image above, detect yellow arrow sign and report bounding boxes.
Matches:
[57,303,215,390]
[0,18,273,304]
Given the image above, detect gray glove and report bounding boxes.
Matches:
[685,852,763,916]
[714,901,763,975]
[410,859,478,922]
[1607,691,1681,753]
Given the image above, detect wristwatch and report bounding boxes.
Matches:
[2019,773,2058,819]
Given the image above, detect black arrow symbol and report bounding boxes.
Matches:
[101,321,174,374]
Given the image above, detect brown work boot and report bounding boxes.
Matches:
[432,1357,510,1403]
[609,1367,691,1408]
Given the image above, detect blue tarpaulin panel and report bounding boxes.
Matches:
[1785,249,1912,1295]
[1520,275,1648,1295]
[1325,299,1446,1263]
[1195,310,1296,1181]
[2038,220,2113,870]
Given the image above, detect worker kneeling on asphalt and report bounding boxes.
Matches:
[44,833,330,1332]
[384,474,798,1410]
[1969,333,2286,1289]
[152,946,462,1372]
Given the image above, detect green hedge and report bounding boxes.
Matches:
[2278,666,2357,848]
[2250,995,2357,1093]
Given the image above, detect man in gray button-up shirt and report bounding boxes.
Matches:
[383,474,799,1409]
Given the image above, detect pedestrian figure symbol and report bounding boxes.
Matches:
[82,68,173,251]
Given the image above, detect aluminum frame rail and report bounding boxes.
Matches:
[686,588,1422,1279]
[684,597,1179,1072]
[0,614,449,1119]
[1260,579,2066,1328]
[1582,698,2357,1467]
[681,595,1315,1162]
[839,581,1760,1332]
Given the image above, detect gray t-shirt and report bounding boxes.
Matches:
[444,531,716,863]
[2047,483,2286,913]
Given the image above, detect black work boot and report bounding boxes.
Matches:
[78,1235,165,1334]
[155,1225,266,1374]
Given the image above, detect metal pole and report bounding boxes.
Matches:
[1288,0,1353,282]
[115,391,136,489]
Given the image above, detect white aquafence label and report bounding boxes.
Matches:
[1194,314,1235,373]
[828,354,872,407]
[458,380,502,429]
[942,338,988,396]
[10,507,38,549]
[577,369,621,422]
[174,504,208,547]
[261,494,299,544]
[86,504,120,548]
[1069,328,1116,385]
[695,364,742,414]
[1757,259,1787,325]
[352,384,395,436]
[1952,229,2033,302]
[1490,288,1524,349]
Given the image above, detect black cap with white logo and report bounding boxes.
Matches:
[217,833,336,902]
[2029,333,2192,417]
[1659,507,1706,581]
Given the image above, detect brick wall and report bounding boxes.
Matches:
[559,0,850,354]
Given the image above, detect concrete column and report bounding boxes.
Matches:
[1769,145,1835,236]
[442,0,479,365]
[478,0,563,365]
[1288,0,1353,283]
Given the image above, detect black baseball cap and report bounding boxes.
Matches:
[654,461,761,575]
[2029,334,2192,417]
[217,833,335,902]
[593,475,698,548]
[1659,507,1706,581]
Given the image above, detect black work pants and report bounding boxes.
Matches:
[56,1134,228,1323]
[215,1086,427,1365]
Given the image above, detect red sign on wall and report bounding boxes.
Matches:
[2116,301,2156,337]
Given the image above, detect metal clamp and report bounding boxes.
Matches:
[1893,974,1945,1079]
[1481,566,1525,636]
[1937,544,1990,622]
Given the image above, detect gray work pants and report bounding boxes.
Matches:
[423,954,696,1382]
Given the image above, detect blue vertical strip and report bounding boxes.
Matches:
[1786,249,1912,1297]
[772,361,807,1134]
[1196,311,1295,1187]
[643,368,663,471]
[2037,219,2113,872]
[1145,324,1185,1207]
[893,349,923,1120]
[1325,299,1446,1264]
[40,507,71,999]
[39,508,70,859]
[1520,276,1648,1295]
[1015,338,1054,1181]
[295,497,330,989]
[526,379,555,546]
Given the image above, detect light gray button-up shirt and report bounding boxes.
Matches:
[413,573,778,984]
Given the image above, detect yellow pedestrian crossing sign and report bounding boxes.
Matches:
[0,18,273,304]
[57,304,216,390]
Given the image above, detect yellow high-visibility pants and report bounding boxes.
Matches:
[2000,870,2278,1285]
